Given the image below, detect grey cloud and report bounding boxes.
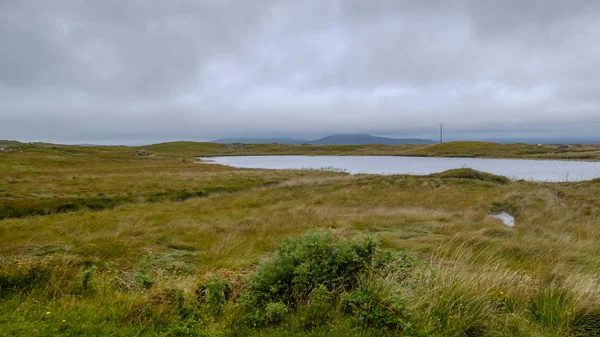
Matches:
[1,0,599,144]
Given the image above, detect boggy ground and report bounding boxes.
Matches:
[1,142,600,336]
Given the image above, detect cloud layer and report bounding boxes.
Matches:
[1,0,599,143]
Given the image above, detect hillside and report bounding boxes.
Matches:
[135,140,600,160]
[212,134,434,145]
[213,137,309,144]
[0,140,20,148]
[310,134,434,145]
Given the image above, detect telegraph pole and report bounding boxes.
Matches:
[438,123,444,143]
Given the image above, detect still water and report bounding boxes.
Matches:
[200,156,600,182]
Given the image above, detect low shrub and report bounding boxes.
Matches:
[242,231,378,309]
[290,284,335,329]
[238,231,418,333]
[342,285,409,330]
[264,302,287,323]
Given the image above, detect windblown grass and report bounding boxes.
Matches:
[1,142,600,336]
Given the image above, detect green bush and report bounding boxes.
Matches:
[265,302,287,323]
[242,231,378,309]
[342,285,410,330]
[372,250,417,282]
[291,284,335,329]
[236,231,419,332]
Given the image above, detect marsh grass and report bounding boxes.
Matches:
[1,142,600,335]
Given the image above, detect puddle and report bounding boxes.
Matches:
[491,212,515,227]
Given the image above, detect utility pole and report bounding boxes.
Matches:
[438,123,444,143]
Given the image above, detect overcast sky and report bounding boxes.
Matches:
[1,0,600,144]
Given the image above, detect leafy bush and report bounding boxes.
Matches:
[242,231,378,309]
[372,250,418,282]
[291,284,335,329]
[265,302,287,323]
[342,285,409,330]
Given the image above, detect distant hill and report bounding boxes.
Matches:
[0,140,21,147]
[310,134,434,145]
[213,138,309,145]
[213,134,434,145]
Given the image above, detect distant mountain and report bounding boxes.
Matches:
[310,134,435,145]
[213,138,309,145]
[213,134,435,145]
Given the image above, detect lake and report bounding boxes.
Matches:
[200,156,600,182]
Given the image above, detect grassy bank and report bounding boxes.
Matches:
[0,142,341,219]
[5,140,600,160]
[405,142,600,160]
[142,140,600,160]
[1,142,600,336]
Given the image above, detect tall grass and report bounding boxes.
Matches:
[2,142,600,335]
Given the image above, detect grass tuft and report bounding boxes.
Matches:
[431,168,511,184]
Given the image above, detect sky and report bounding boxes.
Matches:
[1,0,600,145]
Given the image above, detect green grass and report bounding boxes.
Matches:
[429,168,511,184]
[143,140,600,160]
[1,141,600,336]
[0,140,20,148]
[405,141,600,160]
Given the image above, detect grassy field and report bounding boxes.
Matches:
[143,140,600,160]
[1,141,600,336]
